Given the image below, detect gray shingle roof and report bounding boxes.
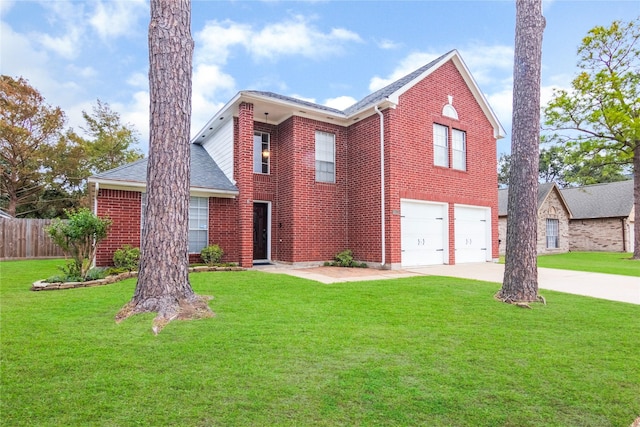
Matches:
[498,182,557,216]
[92,144,238,193]
[561,180,633,219]
[343,51,453,116]
[244,91,346,116]
[242,51,453,118]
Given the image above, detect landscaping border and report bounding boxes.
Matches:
[31,266,245,291]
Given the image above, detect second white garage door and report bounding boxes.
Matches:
[454,205,490,263]
[401,200,447,267]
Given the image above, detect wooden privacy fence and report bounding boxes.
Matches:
[0,218,65,260]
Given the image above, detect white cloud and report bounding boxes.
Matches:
[377,38,401,50]
[37,26,83,59]
[66,65,98,79]
[196,20,252,65]
[89,0,147,40]
[191,64,237,137]
[0,0,15,16]
[126,72,149,89]
[458,45,514,86]
[369,52,442,92]
[195,15,362,65]
[249,16,362,60]
[117,91,150,151]
[324,96,356,110]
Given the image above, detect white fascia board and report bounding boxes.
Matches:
[88,178,238,198]
[344,99,397,122]
[450,53,506,140]
[386,50,506,140]
[241,91,349,124]
[192,92,242,144]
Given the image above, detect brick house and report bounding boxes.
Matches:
[498,183,572,255]
[562,180,635,253]
[89,50,505,269]
[498,179,635,255]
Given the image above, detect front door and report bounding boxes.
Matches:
[253,203,268,260]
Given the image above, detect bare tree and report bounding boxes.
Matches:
[498,0,546,304]
[116,0,213,333]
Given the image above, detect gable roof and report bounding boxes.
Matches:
[560,180,633,219]
[498,182,571,217]
[89,144,238,196]
[193,50,506,142]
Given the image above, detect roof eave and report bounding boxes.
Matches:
[89,177,238,198]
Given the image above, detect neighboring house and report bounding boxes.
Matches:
[498,179,635,255]
[561,180,635,253]
[0,209,12,219]
[89,50,505,268]
[498,183,572,255]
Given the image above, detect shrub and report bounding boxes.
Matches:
[326,249,368,268]
[47,208,111,281]
[200,244,224,266]
[113,245,140,271]
[85,267,107,281]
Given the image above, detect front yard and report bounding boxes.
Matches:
[536,251,640,276]
[1,259,638,426]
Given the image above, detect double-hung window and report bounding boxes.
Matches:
[253,132,270,174]
[546,218,559,249]
[433,124,449,167]
[141,194,209,253]
[452,129,466,171]
[189,196,209,253]
[315,131,335,183]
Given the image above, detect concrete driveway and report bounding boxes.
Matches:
[408,263,640,305]
[255,262,639,305]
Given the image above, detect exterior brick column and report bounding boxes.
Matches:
[237,102,254,268]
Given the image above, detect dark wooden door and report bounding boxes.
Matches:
[253,203,268,260]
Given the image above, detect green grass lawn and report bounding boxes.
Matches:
[1,259,639,426]
[537,251,640,277]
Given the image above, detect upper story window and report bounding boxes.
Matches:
[315,131,335,183]
[433,124,449,167]
[452,129,466,171]
[253,132,270,174]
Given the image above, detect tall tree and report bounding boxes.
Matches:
[544,18,640,259]
[116,0,213,333]
[0,76,65,216]
[498,0,545,304]
[81,99,143,175]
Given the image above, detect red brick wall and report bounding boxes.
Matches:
[287,116,349,262]
[386,60,499,264]
[346,113,385,263]
[236,102,255,268]
[95,189,142,266]
[276,117,295,262]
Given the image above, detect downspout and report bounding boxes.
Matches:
[92,182,99,268]
[374,105,386,268]
[622,218,627,252]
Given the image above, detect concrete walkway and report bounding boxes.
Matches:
[254,262,640,305]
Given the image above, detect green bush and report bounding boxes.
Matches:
[326,249,368,268]
[47,208,111,280]
[200,244,224,266]
[85,267,107,281]
[113,245,140,271]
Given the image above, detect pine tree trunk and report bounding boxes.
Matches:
[498,0,545,303]
[116,0,213,332]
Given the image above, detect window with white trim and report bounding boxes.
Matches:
[315,131,335,183]
[546,218,559,249]
[253,132,270,174]
[141,194,209,253]
[452,129,466,171]
[189,196,209,253]
[433,124,449,167]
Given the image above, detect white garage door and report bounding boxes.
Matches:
[401,200,447,267]
[454,205,490,263]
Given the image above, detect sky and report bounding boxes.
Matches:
[1,0,639,157]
